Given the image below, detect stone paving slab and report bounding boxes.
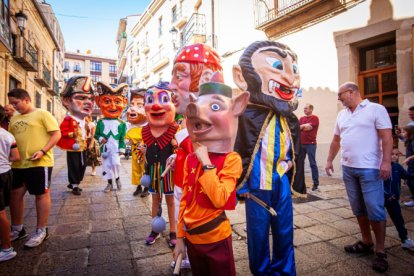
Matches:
[1,149,414,275]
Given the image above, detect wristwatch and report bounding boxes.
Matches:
[202,164,216,170]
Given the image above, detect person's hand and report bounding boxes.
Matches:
[29,150,44,161]
[193,142,210,166]
[166,154,177,169]
[325,161,334,176]
[239,192,251,199]
[137,143,147,154]
[379,161,391,180]
[287,160,293,171]
[173,238,186,260]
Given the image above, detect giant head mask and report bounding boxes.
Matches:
[233,40,301,116]
[127,89,146,125]
[144,82,176,129]
[96,82,128,119]
[61,76,94,119]
[186,74,249,153]
[169,43,222,115]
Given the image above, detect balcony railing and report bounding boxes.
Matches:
[182,13,206,47]
[149,48,169,72]
[13,36,38,72]
[254,0,362,39]
[254,0,316,26]
[0,16,12,52]
[53,78,60,95]
[35,63,51,87]
[140,39,149,54]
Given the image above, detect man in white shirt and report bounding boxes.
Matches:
[325,82,392,273]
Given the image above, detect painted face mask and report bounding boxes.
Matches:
[127,96,146,125]
[144,87,175,128]
[96,82,128,119]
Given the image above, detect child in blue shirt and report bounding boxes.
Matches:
[384,148,414,249]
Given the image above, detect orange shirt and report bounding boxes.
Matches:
[177,152,242,244]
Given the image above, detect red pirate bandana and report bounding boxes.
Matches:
[174,43,222,70]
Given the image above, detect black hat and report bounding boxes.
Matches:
[61,76,94,98]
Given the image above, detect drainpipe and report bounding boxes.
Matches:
[211,0,215,48]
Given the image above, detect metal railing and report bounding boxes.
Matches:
[149,48,167,70]
[42,64,51,86]
[182,13,206,47]
[0,16,11,49]
[254,0,317,26]
[53,78,60,95]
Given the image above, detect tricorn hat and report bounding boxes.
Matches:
[61,76,94,98]
[96,82,128,97]
[174,43,222,70]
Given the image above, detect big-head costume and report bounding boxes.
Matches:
[175,76,249,276]
[94,82,128,190]
[233,40,305,275]
[57,76,94,195]
[125,89,147,194]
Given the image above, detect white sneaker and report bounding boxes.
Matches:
[104,184,112,193]
[402,238,414,249]
[91,171,97,176]
[170,259,191,269]
[24,228,49,248]
[10,226,28,241]
[404,200,414,207]
[0,248,17,262]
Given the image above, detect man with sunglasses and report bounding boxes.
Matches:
[325,82,392,272]
[57,76,95,196]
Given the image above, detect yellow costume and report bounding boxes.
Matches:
[125,126,145,185]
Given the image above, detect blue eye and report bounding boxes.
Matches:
[266,57,283,70]
[293,64,299,74]
[211,103,220,111]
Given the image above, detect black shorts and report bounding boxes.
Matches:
[0,170,13,211]
[12,167,53,195]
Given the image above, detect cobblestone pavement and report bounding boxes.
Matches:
[1,149,414,275]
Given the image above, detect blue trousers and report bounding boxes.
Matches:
[245,175,296,276]
[385,195,408,242]
[301,144,319,185]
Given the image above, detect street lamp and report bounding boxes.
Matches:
[169,26,178,49]
[15,11,28,35]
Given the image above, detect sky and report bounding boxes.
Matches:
[45,0,152,58]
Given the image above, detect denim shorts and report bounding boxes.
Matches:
[342,166,386,221]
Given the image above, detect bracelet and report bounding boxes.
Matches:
[40,149,47,155]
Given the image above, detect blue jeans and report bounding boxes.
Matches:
[384,195,408,242]
[342,166,386,221]
[301,144,319,185]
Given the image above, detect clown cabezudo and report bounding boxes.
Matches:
[57,76,94,196]
[94,82,128,192]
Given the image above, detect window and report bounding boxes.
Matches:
[73,63,81,72]
[35,92,41,108]
[47,100,52,112]
[90,61,102,72]
[109,63,116,74]
[9,75,19,91]
[358,39,398,144]
[63,61,70,72]
[91,75,102,83]
[172,6,177,23]
[158,17,163,37]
